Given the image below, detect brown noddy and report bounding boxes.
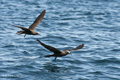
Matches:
[37,39,84,60]
[11,10,46,37]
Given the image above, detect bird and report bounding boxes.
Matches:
[37,39,84,60]
[11,10,46,37]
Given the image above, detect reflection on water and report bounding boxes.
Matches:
[42,62,68,73]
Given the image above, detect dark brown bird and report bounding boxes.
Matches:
[37,39,84,60]
[11,10,46,37]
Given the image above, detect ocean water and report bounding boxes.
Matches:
[0,0,120,80]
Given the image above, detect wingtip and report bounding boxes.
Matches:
[77,43,84,49]
[10,24,18,27]
[81,43,84,48]
[42,10,46,13]
[9,24,14,26]
[37,39,39,41]
[82,43,85,48]
[37,39,42,43]
[82,43,84,46]
[43,10,46,12]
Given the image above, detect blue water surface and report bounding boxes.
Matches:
[0,0,120,80]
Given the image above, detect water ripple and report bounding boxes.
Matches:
[0,0,120,80]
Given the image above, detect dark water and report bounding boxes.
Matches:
[0,0,120,80]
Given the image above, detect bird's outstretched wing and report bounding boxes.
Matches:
[29,10,46,30]
[11,24,28,30]
[67,44,84,51]
[37,39,61,53]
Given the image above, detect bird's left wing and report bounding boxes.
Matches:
[37,39,61,53]
[29,10,46,30]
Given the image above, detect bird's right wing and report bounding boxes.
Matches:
[37,39,61,53]
[67,44,84,51]
[11,24,28,30]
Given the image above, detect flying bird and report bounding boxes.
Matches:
[37,39,84,60]
[11,10,46,37]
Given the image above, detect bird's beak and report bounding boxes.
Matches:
[69,53,72,55]
[38,33,41,36]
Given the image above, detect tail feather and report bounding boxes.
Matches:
[16,31,24,35]
[45,55,54,57]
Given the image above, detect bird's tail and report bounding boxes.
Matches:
[16,31,24,35]
[45,55,54,57]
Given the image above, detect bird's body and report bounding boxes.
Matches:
[16,29,38,35]
[11,10,46,37]
[46,50,69,57]
[37,39,84,60]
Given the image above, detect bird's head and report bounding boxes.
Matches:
[35,32,41,35]
[66,50,71,55]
